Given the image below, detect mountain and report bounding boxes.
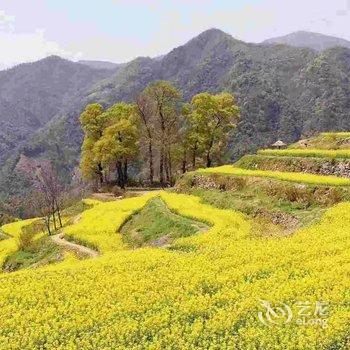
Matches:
[78,60,123,70]
[263,31,350,51]
[0,56,114,165]
[1,28,350,200]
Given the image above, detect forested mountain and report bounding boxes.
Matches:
[263,31,350,51]
[78,60,123,70]
[1,28,350,198]
[0,56,114,164]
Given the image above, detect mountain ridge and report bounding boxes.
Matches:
[263,30,350,51]
[1,28,350,198]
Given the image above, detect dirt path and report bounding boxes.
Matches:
[91,188,161,201]
[126,188,162,196]
[91,192,122,201]
[51,233,99,258]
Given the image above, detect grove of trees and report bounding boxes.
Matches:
[79,81,240,189]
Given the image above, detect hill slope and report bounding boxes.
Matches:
[2,29,350,198]
[0,191,349,348]
[264,31,350,51]
[0,56,114,165]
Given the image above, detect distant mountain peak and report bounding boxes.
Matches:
[263,31,350,51]
[198,28,228,36]
[40,55,66,62]
[191,28,235,43]
[78,60,121,70]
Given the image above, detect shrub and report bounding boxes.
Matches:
[18,219,46,249]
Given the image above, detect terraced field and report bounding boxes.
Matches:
[0,192,350,349]
[198,165,350,186]
[258,148,350,159]
[1,132,350,349]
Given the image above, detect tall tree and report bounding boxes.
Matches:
[79,103,107,188]
[136,92,156,184]
[140,81,182,185]
[184,92,240,167]
[94,103,139,189]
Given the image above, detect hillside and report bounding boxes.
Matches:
[0,56,114,165]
[2,29,350,199]
[1,133,349,348]
[263,31,350,51]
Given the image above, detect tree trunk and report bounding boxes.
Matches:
[97,163,104,188]
[123,160,128,186]
[116,162,125,189]
[206,152,212,168]
[167,149,173,185]
[148,141,154,184]
[159,107,166,186]
[45,217,51,235]
[52,211,57,231]
[159,149,164,186]
[192,142,197,168]
[206,138,215,168]
[56,202,63,228]
[182,148,187,174]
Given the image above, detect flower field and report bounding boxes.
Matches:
[0,192,349,349]
[258,148,350,159]
[197,165,350,186]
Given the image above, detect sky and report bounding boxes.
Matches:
[0,0,350,69]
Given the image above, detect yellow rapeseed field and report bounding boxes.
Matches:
[198,165,350,186]
[258,148,350,159]
[0,192,349,349]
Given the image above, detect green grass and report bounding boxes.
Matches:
[288,132,350,150]
[186,187,324,235]
[0,230,8,241]
[120,197,209,248]
[320,132,350,137]
[258,148,350,159]
[3,236,62,272]
[198,165,350,186]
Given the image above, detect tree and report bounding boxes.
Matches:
[136,92,156,184]
[139,81,182,185]
[17,156,63,234]
[79,103,107,188]
[28,190,53,235]
[182,103,205,169]
[184,92,240,167]
[94,103,139,189]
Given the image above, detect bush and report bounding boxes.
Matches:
[17,220,44,251]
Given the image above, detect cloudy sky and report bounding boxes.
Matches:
[1,0,350,69]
